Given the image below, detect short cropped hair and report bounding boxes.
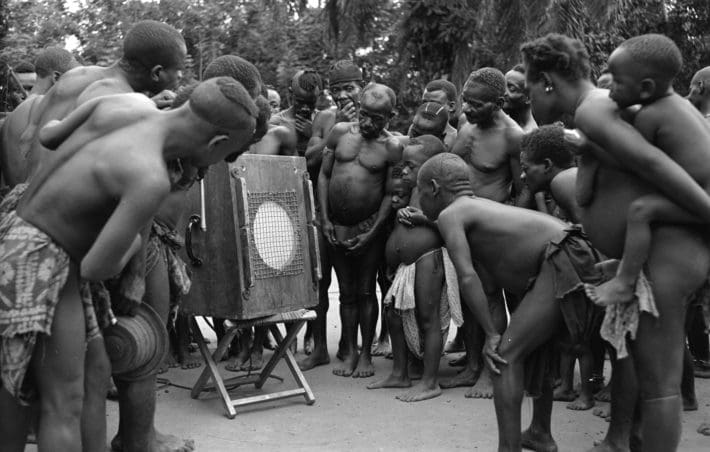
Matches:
[203,55,264,99]
[14,61,35,73]
[122,20,185,70]
[618,34,682,89]
[328,60,362,85]
[34,47,79,78]
[520,124,574,169]
[189,77,257,132]
[425,79,457,103]
[466,67,505,99]
[292,69,322,92]
[520,33,591,83]
[391,161,406,179]
[418,153,471,192]
[173,82,199,108]
[361,82,396,108]
[408,134,447,158]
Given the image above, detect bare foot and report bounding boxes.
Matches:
[567,394,594,410]
[371,339,392,357]
[241,351,264,371]
[298,350,330,370]
[698,423,710,436]
[225,355,248,372]
[333,353,358,377]
[594,259,620,279]
[585,278,635,307]
[352,355,375,378]
[695,360,710,378]
[367,374,411,389]
[396,382,443,402]
[304,336,314,355]
[593,405,611,421]
[683,396,698,411]
[553,386,577,402]
[444,340,464,354]
[107,378,119,401]
[166,354,180,369]
[440,366,479,389]
[588,439,628,452]
[111,431,195,452]
[594,383,612,402]
[465,371,493,399]
[180,354,202,370]
[521,428,558,452]
[448,354,467,367]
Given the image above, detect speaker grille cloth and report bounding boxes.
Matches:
[247,191,304,279]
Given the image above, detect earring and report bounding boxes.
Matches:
[545,85,554,93]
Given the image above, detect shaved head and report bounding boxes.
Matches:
[34,47,79,78]
[418,153,471,193]
[407,134,447,159]
[360,82,396,110]
[189,77,257,131]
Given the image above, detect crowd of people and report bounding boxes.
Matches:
[0,18,709,452]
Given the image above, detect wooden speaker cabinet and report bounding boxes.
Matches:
[179,154,320,319]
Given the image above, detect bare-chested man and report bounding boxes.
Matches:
[1,47,79,187]
[253,69,321,157]
[503,64,537,133]
[419,153,603,451]
[6,21,191,452]
[443,67,528,398]
[319,82,401,377]
[299,60,364,370]
[367,135,461,402]
[0,76,257,452]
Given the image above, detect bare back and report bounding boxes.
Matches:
[23,65,128,182]
[635,94,710,189]
[18,94,168,262]
[385,190,442,267]
[442,196,567,294]
[0,94,42,186]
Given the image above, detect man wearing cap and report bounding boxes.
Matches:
[299,60,366,371]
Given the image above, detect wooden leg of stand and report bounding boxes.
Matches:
[268,323,315,405]
[190,317,238,418]
[255,321,302,389]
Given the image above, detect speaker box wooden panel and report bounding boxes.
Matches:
[180,155,319,319]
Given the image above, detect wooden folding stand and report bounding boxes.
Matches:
[190,309,316,419]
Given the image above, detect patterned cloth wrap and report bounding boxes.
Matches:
[0,210,103,404]
[0,183,29,218]
[522,226,604,397]
[145,219,191,328]
[599,269,659,360]
[383,248,463,360]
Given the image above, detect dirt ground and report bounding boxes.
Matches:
[26,275,710,451]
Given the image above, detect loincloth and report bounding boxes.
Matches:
[523,226,604,397]
[383,248,463,360]
[0,210,102,404]
[146,219,191,327]
[332,211,378,244]
[0,182,28,218]
[598,269,659,360]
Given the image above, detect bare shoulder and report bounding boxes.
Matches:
[78,76,133,104]
[574,90,616,130]
[97,149,170,200]
[439,197,476,226]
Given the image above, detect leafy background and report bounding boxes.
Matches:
[1,0,708,131]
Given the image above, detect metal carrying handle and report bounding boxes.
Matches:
[234,176,253,295]
[185,214,203,267]
[303,175,322,284]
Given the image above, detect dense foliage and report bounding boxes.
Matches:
[1,0,708,129]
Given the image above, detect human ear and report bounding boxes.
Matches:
[207,134,229,150]
[430,179,440,195]
[541,72,554,92]
[543,158,554,173]
[150,65,164,82]
[639,78,656,101]
[52,71,61,83]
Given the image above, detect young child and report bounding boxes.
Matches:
[583,34,710,307]
[0,76,257,451]
[418,153,603,451]
[367,135,461,402]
